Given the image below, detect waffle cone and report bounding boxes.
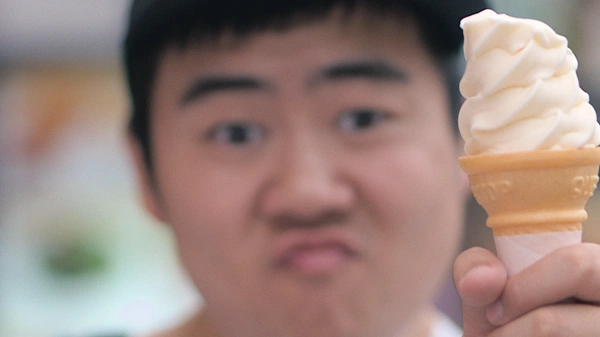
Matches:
[459,147,600,236]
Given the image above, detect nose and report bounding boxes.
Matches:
[259,134,356,227]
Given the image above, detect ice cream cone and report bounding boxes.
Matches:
[459,147,600,275]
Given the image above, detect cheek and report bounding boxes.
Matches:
[152,152,257,264]
[363,143,464,265]
[406,145,464,237]
[352,144,464,319]
[155,165,269,307]
[159,167,251,234]
[372,146,460,224]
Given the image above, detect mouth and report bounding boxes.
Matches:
[273,228,360,277]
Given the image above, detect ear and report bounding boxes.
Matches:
[127,133,166,222]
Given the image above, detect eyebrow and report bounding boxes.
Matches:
[180,76,268,106]
[179,60,408,106]
[309,59,410,87]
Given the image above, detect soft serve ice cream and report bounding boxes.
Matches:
[458,9,600,276]
[459,9,600,155]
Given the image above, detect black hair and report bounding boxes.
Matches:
[124,0,485,170]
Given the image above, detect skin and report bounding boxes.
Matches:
[129,5,600,337]
[455,244,600,337]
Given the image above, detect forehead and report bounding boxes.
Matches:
[163,5,416,50]
[153,8,437,92]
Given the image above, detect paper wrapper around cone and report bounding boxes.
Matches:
[459,147,600,276]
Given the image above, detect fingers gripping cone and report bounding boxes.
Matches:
[460,147,600,276]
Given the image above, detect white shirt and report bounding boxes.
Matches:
[430,313,462,337]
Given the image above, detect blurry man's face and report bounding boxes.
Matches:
[138,8,467,337]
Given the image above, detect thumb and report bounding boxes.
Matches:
[453,247,508,337]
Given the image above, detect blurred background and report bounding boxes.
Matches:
[2,1,600,336]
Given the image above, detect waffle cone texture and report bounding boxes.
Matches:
[459,147,600,236]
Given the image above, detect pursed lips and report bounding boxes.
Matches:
[272,227,361,276]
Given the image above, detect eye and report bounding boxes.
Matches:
[207,122,264,145]
[337,108,389,132]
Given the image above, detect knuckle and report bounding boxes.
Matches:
[527,309,562,337]
[563,243,599,286]
[550,242,600,302]
[503,276,526,309]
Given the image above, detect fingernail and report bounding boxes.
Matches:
[486,300,503,325]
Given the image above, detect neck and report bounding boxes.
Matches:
[150,307,438,337]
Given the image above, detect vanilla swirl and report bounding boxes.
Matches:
[459,9,600,155]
